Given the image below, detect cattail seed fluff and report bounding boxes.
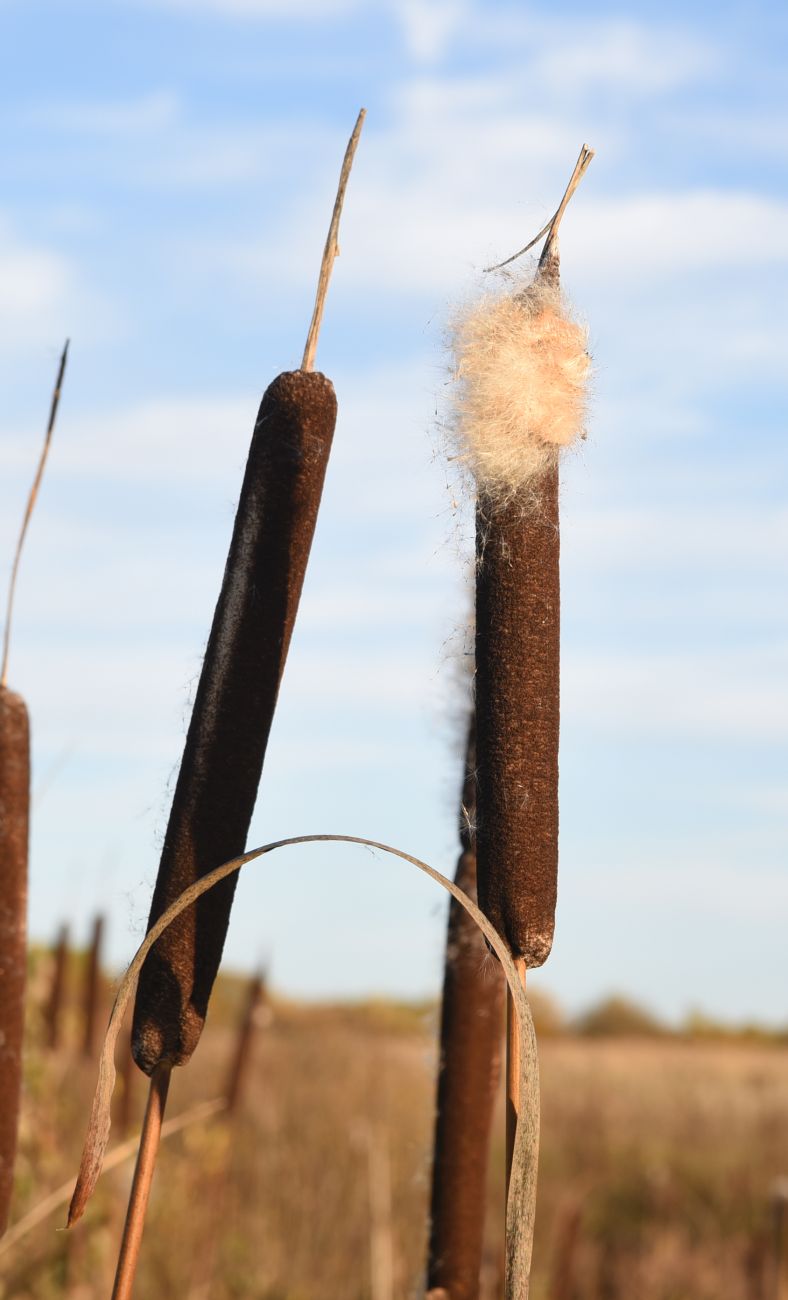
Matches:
[0,687,29,1235]
[133,370,337,1075]
[451,276,588,503]
[459,269,589,964]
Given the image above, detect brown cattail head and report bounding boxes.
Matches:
[132,370,337,1075]
[467,260,588,965]
[0,686,30,1236]
[82,914,105,1059]
[428,716,506,1300]
[45,921,70,1050]
[225,968,267,1115]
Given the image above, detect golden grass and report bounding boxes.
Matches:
[5,968,787,1299]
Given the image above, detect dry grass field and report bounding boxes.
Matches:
[3,962,787,1300]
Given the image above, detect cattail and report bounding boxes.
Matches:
[131,370,338,1074]
[451,150,592,1294]
[45,921,70,1050]
[82,914,105,1059]
[0,687,30,1237]
[225,968,267,1115]
[454,148,592,967]
[131,111,364,1082]
[427,715,505,1300]
[0,342,67,1236]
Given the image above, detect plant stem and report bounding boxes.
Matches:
[1,340,68,688]
[301,108,365,372]
[110,1061,172,1300]
[506,957,527,1197]
[483,145,594,274]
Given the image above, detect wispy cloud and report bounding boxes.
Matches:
[0,215,118,353]
[564,645,788,743]
[26,89,180,135]
[128,0,362,16]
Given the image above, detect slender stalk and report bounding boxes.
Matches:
[110,1062,172,1300]
[1,340,68,688]
[483,145,594,274]
[301,108,366,372]
[505,958,527,1197]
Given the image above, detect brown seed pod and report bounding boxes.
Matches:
[132,370,337,1074]
[475,460,561,965]
[0,686,30,1236]
[428,718,506,1300]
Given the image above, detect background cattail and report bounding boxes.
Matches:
[45,921,70,1051]
[427,714,505,1300]
[0,687,30,1236]
[224,967,268,1115]
[82,914,105,1060]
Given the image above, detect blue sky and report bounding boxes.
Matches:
[1,0,786,1024]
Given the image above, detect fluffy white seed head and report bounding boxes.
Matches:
[450,275,590,504]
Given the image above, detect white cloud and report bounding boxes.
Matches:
[0,215,120,353]
[397,0,469,64]
[130,0,361,14]
[565,502,788,575]
[563,645,788,742]
[569,858,788,921]
[530,18,718,96]
[0,219,72,341]
[564,191,788,279]
[29,90,180,135]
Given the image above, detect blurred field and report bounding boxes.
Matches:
[3,957,787,1299]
